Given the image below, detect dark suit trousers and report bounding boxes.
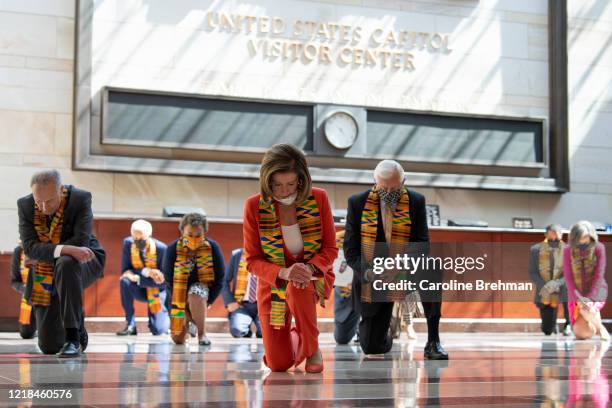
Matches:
[359,288,442,355]
[333,287,360,345]
[19,315,37,340]
[34,255,103,354]
[538,302,570,335]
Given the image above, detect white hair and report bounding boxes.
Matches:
[131,219,153,237]
[569,220,598,247]
[30,169,61,188]
[374,160,404,180]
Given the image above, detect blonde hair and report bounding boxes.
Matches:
[259,144,312,203]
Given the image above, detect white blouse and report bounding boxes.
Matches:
[281,223,304,258]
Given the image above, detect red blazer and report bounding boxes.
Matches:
[243,187,337,301]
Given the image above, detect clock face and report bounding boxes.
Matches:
[324,111,358,150]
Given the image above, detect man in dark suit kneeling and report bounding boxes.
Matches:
[18,169,105,358]
[343,160,448,360]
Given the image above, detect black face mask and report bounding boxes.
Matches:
[577,243,590,250]
[378,188,402,205]
[548,239,560,247]
[134,239,147,250]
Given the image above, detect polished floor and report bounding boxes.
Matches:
[0,331,608,407]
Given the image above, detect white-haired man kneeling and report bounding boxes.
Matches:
[343,160,448,359]
[117,219,169,336]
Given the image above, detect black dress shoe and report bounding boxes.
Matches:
[57,341,82,358]
[424,341,449,360]
[116,325,137,336]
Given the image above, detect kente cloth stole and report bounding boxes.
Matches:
[18,251,32,325]
[234,251,249,303]
[338,286,352,298]
[538,240,565,307]
[258,194,325,330]
[570,245,596,298]
[130,239,162,315]
[360,186,411,303]
[31,186,69,307]
[170,238,214,335]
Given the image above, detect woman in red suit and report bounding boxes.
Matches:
[243,144,337,373]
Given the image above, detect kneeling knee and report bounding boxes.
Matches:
[230,328,248,338]
[267,360,293,372]
[38,343,61,355]
[171,335,186,345]
[361,342,390,355]
[334,333,351,345]
[20,332,36,340]
[573,327,594,340]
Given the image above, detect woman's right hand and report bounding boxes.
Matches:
[279,263,312,288]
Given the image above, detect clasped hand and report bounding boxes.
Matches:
[539,280,560,297]
[279,263,312,289]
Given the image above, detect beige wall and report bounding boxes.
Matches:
[0,0,611,251]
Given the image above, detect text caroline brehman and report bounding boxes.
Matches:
[373,279,534,292]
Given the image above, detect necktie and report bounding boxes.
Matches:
[246,273,258,303]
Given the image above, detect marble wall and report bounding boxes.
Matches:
[0,0,611,251]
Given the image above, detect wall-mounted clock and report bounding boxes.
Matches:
[323,111,358,150]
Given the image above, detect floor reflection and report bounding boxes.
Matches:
[0,332,608,406]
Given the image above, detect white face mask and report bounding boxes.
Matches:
[274,192,297,205]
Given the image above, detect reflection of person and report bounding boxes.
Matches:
[18,170,105,357]
[117,219,169,336]
[162,212,224,346]
[528,224,571,335]
[392,343,420,405]
[333,230,359,345]
[10,244,37,339]
[222,248,262,338]
[344,160,448,359]
[535,341,568,405]
[243,144,337,373]
[119,342,172,403]
[567,342,609,407]
[563,221,608,340]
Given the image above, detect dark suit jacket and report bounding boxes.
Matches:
[10,245,25,293]
[222,248,254,306]
[121,236,167,290]
[17,185,106,301]
[343,188,430,314]
[222,248,242,306]
[162,238,225,306]
[528,242,566,304]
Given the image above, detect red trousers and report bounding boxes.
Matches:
[258,281,319,372]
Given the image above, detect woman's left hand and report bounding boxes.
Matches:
[292,281,310,289]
